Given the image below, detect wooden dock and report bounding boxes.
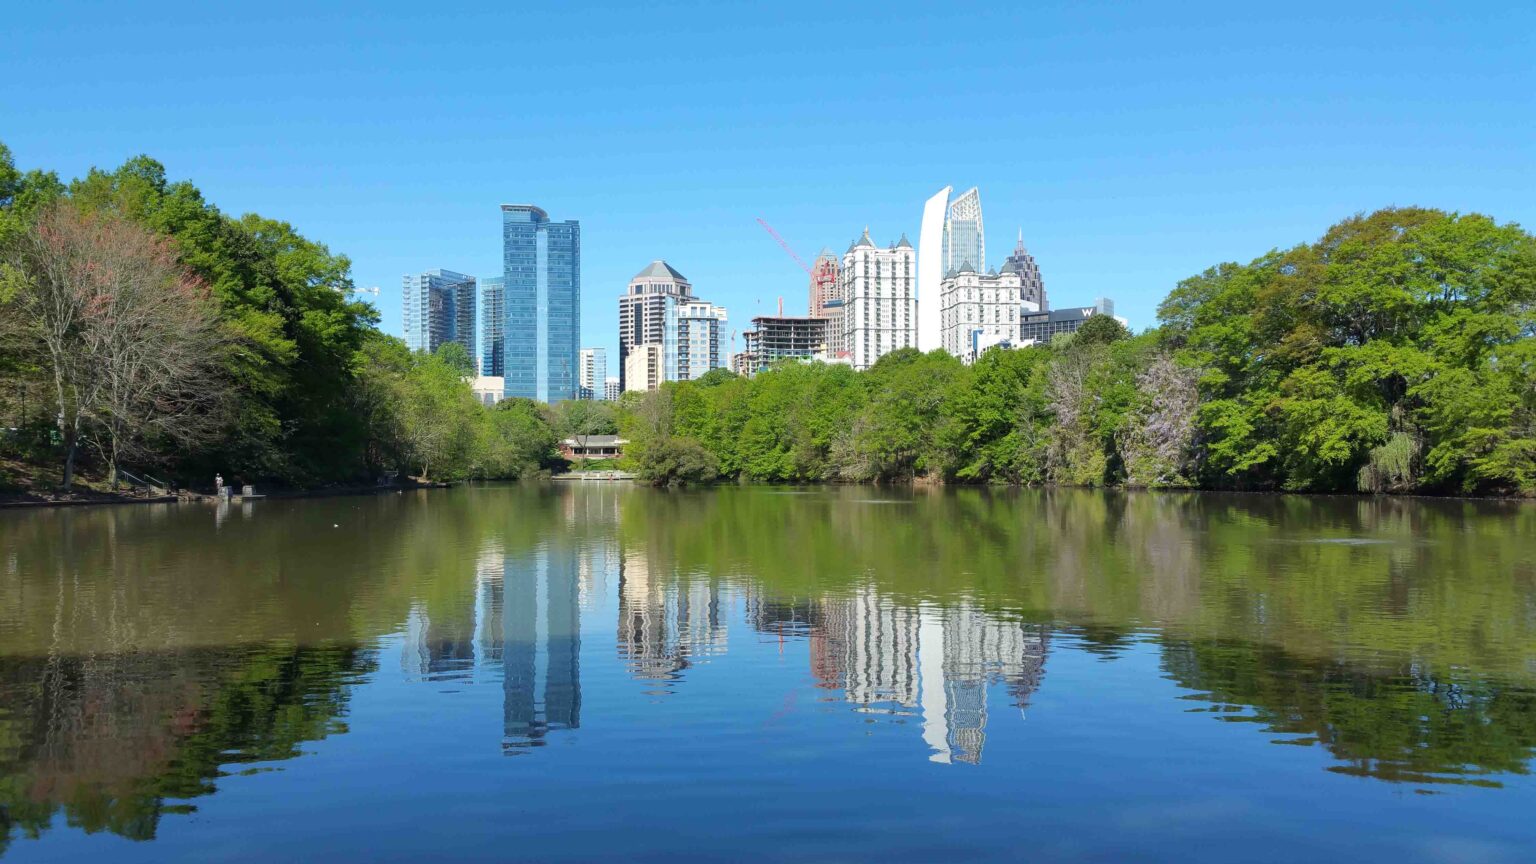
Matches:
[553,471,635,482]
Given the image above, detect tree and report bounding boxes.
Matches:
[1120,353,1201,487]
[633,436,719,487]
[1074,312,1128,346]
[397,351,480,481]
[6,204,228,487]
[434,341,475,376]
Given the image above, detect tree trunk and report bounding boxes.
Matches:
[60,421,77,490]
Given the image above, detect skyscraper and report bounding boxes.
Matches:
[618,261,727,388]
[402,269,477,357]
[839,229,916,370]
[942,187,985,276]
[502,205,580,402]
[619,260,692,390]
[809,248,840,318]
[480,277,505,376]
[579,348,607,400]
[1002,230,1047,311]
[916,186,952,352]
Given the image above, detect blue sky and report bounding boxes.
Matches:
[4,1,1533,362]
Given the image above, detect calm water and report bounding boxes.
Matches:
[2,485,1535,863]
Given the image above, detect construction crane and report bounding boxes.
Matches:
[756,217,813,277]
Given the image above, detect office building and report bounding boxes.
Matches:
[942,188,985,277]
[917,186,952,351]
[917,186,986,352]
[619,260,692,390]
[624,343,664,392]
[1017,299,1118,345]
[604,377,621,402]
[939,264,1042,363]
[839,229,916,370]
[619,260,727,387]
[809,248,840,318]
[502,204,580,402]
[480,277,505,376]
[403,269,477,357]
[1002,231,1047,311]
[579,348,607,400]
[738,315,830,375]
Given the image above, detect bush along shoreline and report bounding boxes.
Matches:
[3,143,1532,498]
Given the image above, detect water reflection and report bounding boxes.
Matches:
[1,485,1535,856]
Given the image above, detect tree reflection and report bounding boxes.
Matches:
[0,643,370,852]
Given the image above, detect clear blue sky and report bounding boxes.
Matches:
[4,1,1533,363]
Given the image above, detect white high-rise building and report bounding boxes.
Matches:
[917,187,952,352]
[624,343,664,393]
[939,264,1042,363]
[604,377,621,402]
[579,348,607,399]
[839,229,916,370]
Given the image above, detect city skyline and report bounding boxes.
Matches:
[9,6,1527,377]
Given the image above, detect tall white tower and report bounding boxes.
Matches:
[917,186,952,352]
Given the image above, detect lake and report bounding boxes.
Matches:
[2,485,1534,862]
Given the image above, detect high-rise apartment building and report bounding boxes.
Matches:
[619,261,692,390]
[939,264,1041,363]
[667,300,728,381]
[579,348,607,400]
[942,187,985,276]
[604,377,621,402]
[839,229,916,370]
[624,343,664,393]
[502,204,580,402]
[480,277,505,376]
[1002,231,1047,311]
[402,269,477,357]
[809,248,840,318]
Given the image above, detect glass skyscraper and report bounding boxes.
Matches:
[502,205,580,402]
[942,187,985,274]
[402,269,477,357]
[480,277,505,377]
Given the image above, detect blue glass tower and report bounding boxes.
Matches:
[502,205,581,402]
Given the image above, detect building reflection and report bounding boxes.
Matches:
[398,544,588,753]
[495,544,581,751]
[616,552,728,685]
[807,588,1048,765]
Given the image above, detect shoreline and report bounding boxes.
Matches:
[3,477,1529,511]
[0,480,454,511]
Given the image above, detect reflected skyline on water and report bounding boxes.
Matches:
[2,484,1535,860]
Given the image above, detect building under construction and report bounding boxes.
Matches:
[737,315,830,376]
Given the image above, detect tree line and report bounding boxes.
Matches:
[4,143,1532,495]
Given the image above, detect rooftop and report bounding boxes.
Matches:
[631,260,689,282]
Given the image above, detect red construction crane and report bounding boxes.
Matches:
[756,217,813,276]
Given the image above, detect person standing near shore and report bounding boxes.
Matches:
[214,473,223,494]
